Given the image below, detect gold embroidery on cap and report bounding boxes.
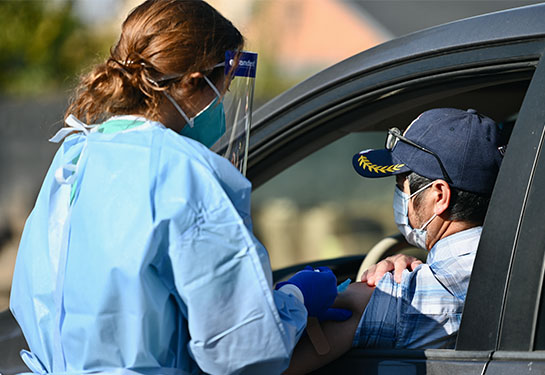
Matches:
[358,155,405,174]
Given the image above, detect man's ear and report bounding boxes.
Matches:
[432,180,451,216]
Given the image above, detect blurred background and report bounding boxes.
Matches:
[1,0,543,311]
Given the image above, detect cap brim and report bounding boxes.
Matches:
[352,148,410,178]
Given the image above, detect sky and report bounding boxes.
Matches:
[73,0,125,26]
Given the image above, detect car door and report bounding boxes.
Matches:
[457,45,545,374]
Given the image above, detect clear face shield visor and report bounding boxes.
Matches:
[212,51,258,175]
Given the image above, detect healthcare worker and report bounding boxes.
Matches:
[9,1,350,374]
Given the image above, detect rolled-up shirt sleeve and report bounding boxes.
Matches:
[352,272,402,349]
[353,262,466,349]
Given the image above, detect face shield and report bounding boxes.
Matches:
[212,51,258,175]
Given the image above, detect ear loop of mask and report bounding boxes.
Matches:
[162,91,193,127]
[418,211,437,231]
[393,181,437,250]
[408,181,437,231]
[145,75,191,125]
[408,181,434,200]
[156,73,222,129]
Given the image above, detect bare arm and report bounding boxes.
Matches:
[285,282,374,374]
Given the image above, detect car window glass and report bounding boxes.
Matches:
[252,132,402,269]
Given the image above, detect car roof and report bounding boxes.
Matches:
[253,3,545,127]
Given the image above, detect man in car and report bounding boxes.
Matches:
[285,108,504,374]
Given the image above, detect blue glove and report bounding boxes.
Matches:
[276,266,352,321]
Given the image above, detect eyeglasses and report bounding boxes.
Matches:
[386,127,453,184]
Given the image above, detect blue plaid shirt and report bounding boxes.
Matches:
[353,226,481,349]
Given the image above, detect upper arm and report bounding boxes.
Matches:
[167,191,306,373]
[285,282,374,374]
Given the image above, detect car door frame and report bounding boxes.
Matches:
[457,42,545,374]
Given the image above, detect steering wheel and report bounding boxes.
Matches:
[356,233,425,281]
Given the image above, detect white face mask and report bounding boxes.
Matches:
[393,182,437,250]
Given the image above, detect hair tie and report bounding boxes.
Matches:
[110,57,147,72]
[109,58,130,75]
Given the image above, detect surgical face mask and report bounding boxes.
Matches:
[179,96,226,148]
[163,75,226,148]
[393,182,437,250]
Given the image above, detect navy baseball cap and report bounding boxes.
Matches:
[352,108,504,195]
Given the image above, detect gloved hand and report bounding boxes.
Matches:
[276,266,352,321]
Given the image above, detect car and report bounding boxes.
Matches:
[2,3,545,374]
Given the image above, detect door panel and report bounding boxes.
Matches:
[458,49,545,351]
[310,349,489,374]
[496,51,545,351]
[486,351,545,374]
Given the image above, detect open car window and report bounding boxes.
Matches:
[252,71,530,272]
[252,131,399,269]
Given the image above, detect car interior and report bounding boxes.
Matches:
[267,73,531,283]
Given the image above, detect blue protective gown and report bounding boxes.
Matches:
[10,115,307,375]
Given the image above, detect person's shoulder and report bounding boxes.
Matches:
[438,226,482,248]
[402,263,433,287]
[372,264,435,305]
[430,226,482,265]
[159,128,227,168]
[94,119,233,176]
[154,128,252,208]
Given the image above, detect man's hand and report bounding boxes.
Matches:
[360,254,422,286]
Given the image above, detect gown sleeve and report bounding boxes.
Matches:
[165,160,307,375]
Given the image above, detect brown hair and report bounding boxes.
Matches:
[65,0,243,124]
